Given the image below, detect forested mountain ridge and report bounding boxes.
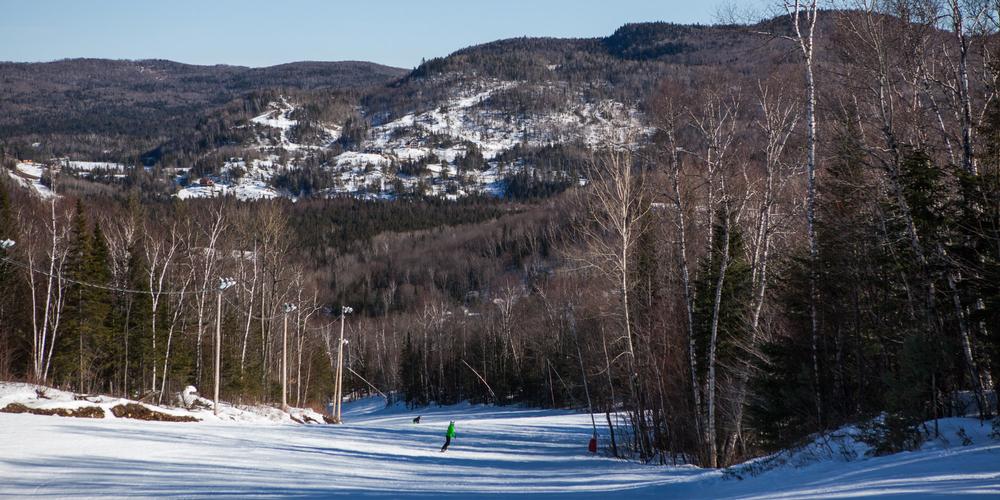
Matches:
[0,59,407,159]
[2,20,804,201]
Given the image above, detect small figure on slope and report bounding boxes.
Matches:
[441,420,456,452]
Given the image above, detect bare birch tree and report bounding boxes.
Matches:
[725,82,800,463]
[144,222,179,395]
[27,200,72,383]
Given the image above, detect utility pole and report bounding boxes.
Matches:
[333,305,352,423]
[282,303,297,412]
[215,277,235,416]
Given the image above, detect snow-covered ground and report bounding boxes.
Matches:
[367,80,646,162]
[175,180,280,202]
[170,80,642,202]
[250,96,340,152]
[4,163,58,199]
[61,160,126,172]
[2,388,998,498]
[175,158,281,201]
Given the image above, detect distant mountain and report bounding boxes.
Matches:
[0,59,407,152]
[0,19,819,201]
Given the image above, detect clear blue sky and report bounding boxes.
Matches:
[0,0,745,68]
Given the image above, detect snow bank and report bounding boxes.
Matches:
[0,382,327,425]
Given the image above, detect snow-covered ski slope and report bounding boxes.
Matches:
[2,396,998,498]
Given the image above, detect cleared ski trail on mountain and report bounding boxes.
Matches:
[2,396,998,498]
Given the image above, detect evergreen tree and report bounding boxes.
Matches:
[692,210,752,459]
[84,223,115,391]
[122,239,152,396]
[53,201,92,388]
[399,333,425,408]
[0,184,18,377]
[693,211,752,378]
[753,128,895,448]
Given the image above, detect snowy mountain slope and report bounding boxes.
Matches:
[2,393,997,498]
[0,59,407,145]
[366,80,645,160]
[174,80,630,201]
[7,78,617,202]
[250,95,342,151]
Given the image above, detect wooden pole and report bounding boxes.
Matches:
[214,288,222,416]
[282,311,288,411]
[334,307,346,422]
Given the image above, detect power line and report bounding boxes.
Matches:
[0,254,222,296]
[1,254,316,323]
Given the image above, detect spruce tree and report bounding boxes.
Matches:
[0,184,16,376]
[400,333,425,408]
[693,211,752,377]
[123,239,152,396]
[54,201,92,388]
[84,223,114,391]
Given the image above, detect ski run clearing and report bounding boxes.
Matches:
[3,162,58,199]
[175,81,640,202]
[2,384,999,498]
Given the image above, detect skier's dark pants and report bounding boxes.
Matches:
[441,435,452,452]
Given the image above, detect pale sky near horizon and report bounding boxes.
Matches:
[0,0,755,68]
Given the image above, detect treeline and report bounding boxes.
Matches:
[0,190,340,405]
[286,196,510,264]
[0,186,548,409]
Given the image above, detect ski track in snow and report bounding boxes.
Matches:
[2,396,999,498]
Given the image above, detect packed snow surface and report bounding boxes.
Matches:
[2,391,998,497]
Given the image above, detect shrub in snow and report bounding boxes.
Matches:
[110,403,199,422]
[1,402,105,419]
[858,414,925,456]
[956,427,974,446]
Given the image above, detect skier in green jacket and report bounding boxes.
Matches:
[441,421,456,452]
